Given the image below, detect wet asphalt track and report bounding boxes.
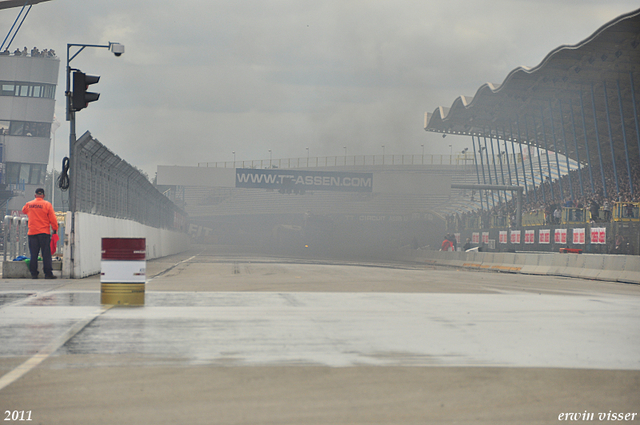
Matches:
[0,248,639,424]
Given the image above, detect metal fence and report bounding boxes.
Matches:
[73,131,186,230]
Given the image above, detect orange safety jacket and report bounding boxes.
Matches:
[21,197,59,235]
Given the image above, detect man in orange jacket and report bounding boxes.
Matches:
[21,188,58,279]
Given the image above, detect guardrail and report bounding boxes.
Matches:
[614,202,640,221]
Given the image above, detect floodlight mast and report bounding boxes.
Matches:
[64,41,124,278]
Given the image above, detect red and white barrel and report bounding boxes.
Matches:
[100,238,146,305]
[101,238,146,282]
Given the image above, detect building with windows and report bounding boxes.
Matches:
[0,50,59,212]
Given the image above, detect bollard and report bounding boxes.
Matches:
[100,238,146,306]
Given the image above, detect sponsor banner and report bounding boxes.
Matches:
[524,229,535,244]
[573,228,585,244]
[510,230,521,244]
[590,227,607,244]
[236,168,373,192]
[539,229,550,244]
[472,232,480,244]
[482,232,489,244]
[554,229,567,244]
[499,230,508,244]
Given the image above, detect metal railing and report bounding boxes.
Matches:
[562,207,589,224]
[2,215,65,261]
[198,153,496,169]
[522,211,546,226]
[614,202,640,221]
[2,216,28,261]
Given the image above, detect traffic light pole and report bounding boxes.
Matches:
[64,42,124,278]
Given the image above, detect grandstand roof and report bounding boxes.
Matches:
[424,8,640,167]
[0,0,52,10]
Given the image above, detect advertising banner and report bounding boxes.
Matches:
[510,230,521,244]
[524,229,535,244]
[554,228,567,244]
[572,228,585,244]
[472,232,480,244]
[590,227,607,244]
[539,229,550,244]
[499,231,508,244]
[236,168,373,192]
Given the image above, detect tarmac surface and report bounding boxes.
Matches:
[0,247,639,424]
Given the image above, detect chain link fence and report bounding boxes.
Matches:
[72,131,186,230]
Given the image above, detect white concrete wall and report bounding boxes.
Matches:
[62,212,191,278]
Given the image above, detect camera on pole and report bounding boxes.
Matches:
[72,71,100,112]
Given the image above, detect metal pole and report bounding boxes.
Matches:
[523,117,538,202]
[557,99,574,200]
[579,91,596,193]
[603,81,620,195]
[616,79,633,196]
[590,84,608,198]
[530,115,547,203]
[66,44,77,278]
[568,98,585,198]
[630,72,640,170]
[471,136,484,210]
[488,133,503,205]
[548,101,565,201]
[503,127,513,186]
[516,120,530,202]
[537,107,556,201]
[483,134,496,208]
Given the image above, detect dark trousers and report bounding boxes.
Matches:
[28,233,53,277]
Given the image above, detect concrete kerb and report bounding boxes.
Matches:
[517,253,540,275]
[548,253,571,276]
[597,255,627,283]
[397,249,640,285]
[615,256,640,284]
[576,255,605,281]
[559,254,589,280]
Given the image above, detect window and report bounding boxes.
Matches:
[0,81,55,99]
[1,84,14,96]
[10,121,24,136]
[19,164,30,183]
[4,162,46,185]
[0,121,8,135]
[7,121,51,137]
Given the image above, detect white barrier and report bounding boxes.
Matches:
[62,212,191,278]
[396,249,640,284]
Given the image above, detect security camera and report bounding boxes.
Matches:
[110,43,125,57]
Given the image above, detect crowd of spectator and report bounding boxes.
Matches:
[447,158,640,231]
[0,46,56,58]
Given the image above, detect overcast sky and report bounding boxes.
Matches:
[2,0,639,177]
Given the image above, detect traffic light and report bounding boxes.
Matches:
[72,71,100,112]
